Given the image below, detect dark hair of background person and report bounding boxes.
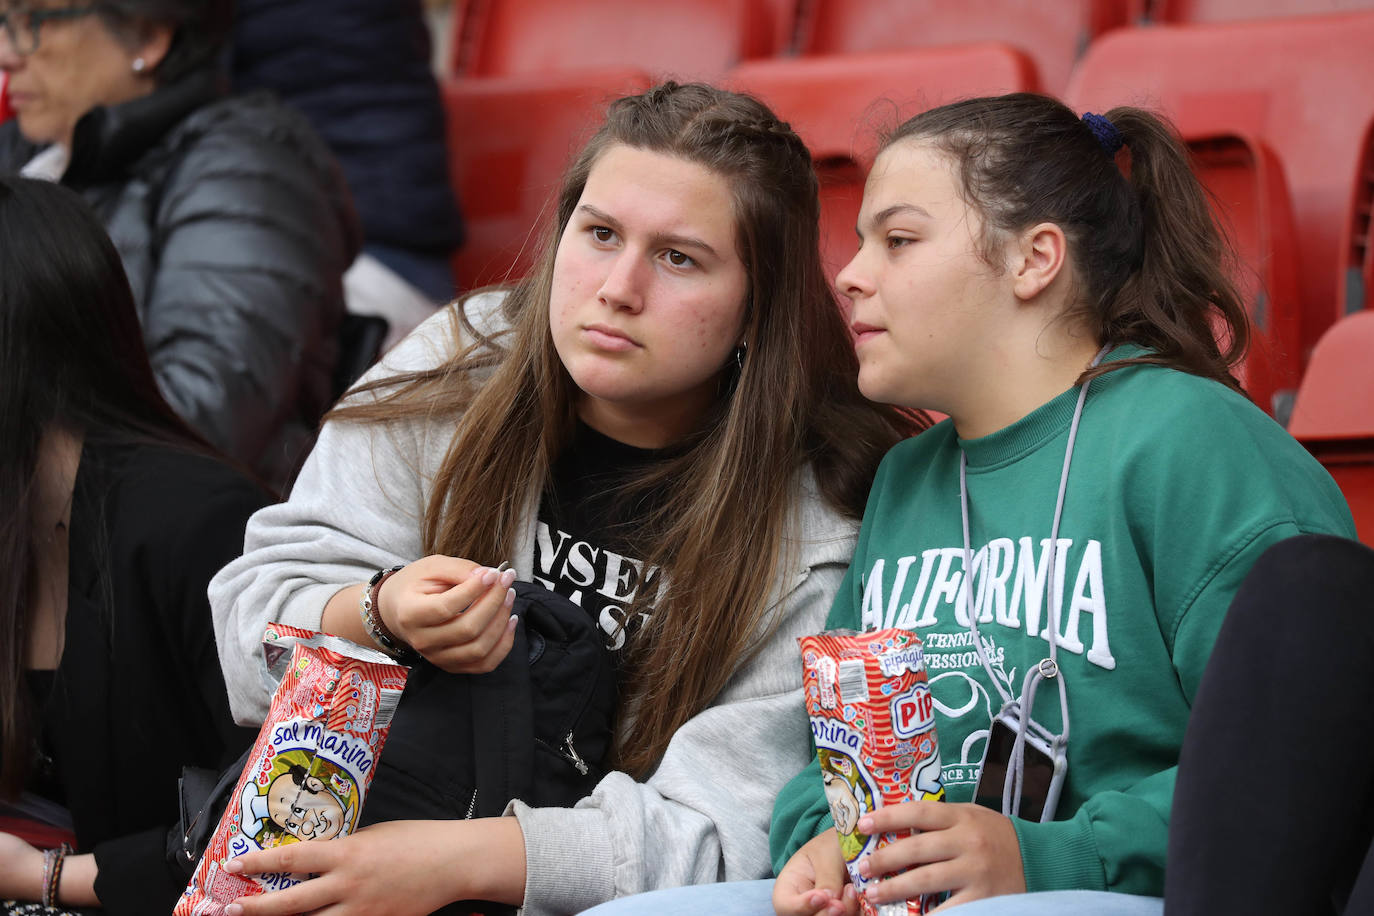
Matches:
[886,92,1251,394]
[0,175,216,797]
[332,82,926,777]
[95,0,234,85]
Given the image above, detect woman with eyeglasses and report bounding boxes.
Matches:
[0,0,358,490]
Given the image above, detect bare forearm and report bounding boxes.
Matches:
[59,853,100,908]
[465,817,527,906]
[321,583,370,645]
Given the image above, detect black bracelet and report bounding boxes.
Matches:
[360,565,414,659]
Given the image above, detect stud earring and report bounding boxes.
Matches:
[734,343,747,371]
[132,57,146,73]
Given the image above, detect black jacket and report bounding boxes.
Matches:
[231,0,463,264]
[0,72,362,488]
[27,441,268,914]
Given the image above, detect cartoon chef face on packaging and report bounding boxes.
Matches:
[266,764,346,840]
[817,748,877,863]
[240,751,357,848]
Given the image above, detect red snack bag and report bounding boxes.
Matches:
[175,624,410,915]
[799,628,945,916]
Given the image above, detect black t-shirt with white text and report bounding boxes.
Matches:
[534,422,672,653]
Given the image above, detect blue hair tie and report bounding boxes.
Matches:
[1082,112,1124,157]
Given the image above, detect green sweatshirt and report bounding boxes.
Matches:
[771,353,1355,896]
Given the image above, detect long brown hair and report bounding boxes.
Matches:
[0,177,212,797]
[333,82,921,775]
[885,93,1250,392]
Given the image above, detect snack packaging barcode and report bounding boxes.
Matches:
[799,628,946,916]
[175,623,410,915]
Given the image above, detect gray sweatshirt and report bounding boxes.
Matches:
[208,296,858,914]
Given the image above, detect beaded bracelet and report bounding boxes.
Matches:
[41,842,72,907]
[360,565,414,659]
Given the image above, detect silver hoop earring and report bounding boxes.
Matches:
[132,57,147,73]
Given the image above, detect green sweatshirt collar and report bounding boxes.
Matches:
[957,344,1146,471]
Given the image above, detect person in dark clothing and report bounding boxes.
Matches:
[0,0,360,490]
[231,0,463,311]
[1167,533,1374,916]
[0,177,268,914]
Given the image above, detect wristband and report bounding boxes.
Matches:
[360,565,414,659]
[42,842,71,907]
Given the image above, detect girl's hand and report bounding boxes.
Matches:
[773,829,861,916]
[377,556,519,673]
[855,801,1025,912]
[223,818,526,916]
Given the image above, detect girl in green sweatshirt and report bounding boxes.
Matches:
[766,94,1355,916]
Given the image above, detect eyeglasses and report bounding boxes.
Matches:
[0,6,101,57]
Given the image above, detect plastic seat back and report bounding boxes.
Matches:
[441,69,653,290]
[796,0,1138,95]
[1181,134,1302,417]
[1289,310,1374,442]
[765,0,803,53]
[1338,120,1374,317]
[1066,13,1374,373]
[728,45,1037,279]
[452,0,778,79]
[1288,311,1374,545]
[1151,0,1374,22]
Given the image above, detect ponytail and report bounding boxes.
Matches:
[1085,108,1249,393]
[885,94,1251,394]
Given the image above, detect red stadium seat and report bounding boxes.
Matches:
[445,0,472,76]
[795,0,1140,95]
[441,69,653,290]
[1339,119,1374,317]
[1181,134,1301,418]
[1066,13,1374,379]
[764,0,803,53]
[1150,0,1374,23]
[1288,311,1374,546]
[449,0,780,79]
[728,45,1037,280]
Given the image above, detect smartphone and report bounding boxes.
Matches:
[972,710,1066,823]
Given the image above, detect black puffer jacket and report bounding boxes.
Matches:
[232,0,463,273]
[0,71,361,487]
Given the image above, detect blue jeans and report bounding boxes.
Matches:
[577,880,1164,915]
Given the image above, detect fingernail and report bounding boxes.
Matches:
[857,858,871,878]
[504,587,516,608]
[857,816,873,833]
[866,887,879,901]
[224,858,244,874]
[507,615,518,632]
[500,568,517,588]
[480,567,498,586]
[225,904,243,915]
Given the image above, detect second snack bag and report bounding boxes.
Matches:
[799,628,945,916]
